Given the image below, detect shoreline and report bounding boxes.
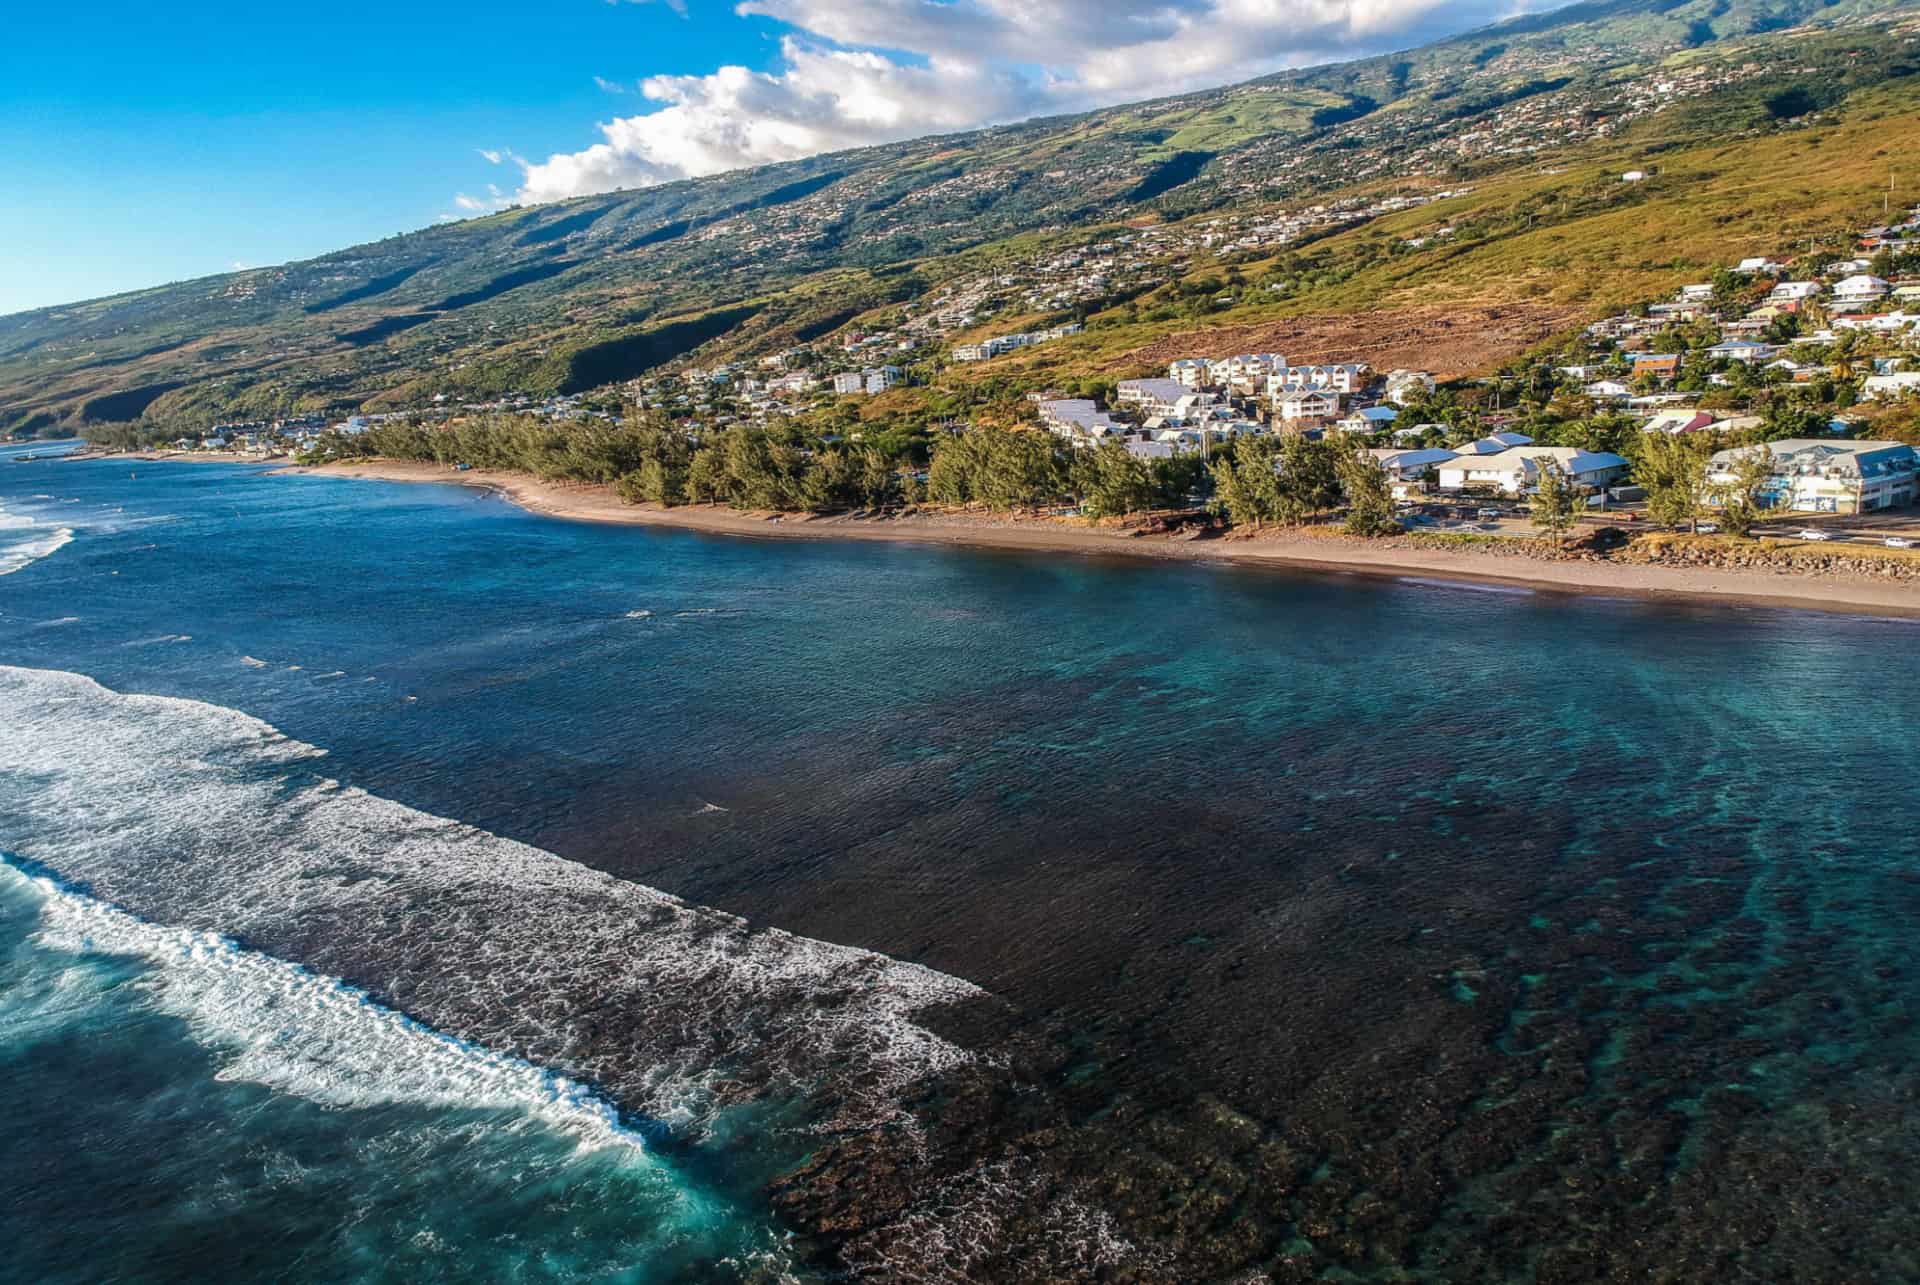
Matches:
[240,458,1920,618]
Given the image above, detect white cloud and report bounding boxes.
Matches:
[452,183,517,214]
[505,0,1552,203]
[594,75,631,94]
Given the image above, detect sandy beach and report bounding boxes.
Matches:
[265,459,1920,616]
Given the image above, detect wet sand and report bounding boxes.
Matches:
[275,459,1920,617]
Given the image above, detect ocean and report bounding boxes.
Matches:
[3,444,1918,1281]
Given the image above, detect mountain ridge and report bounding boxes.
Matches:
[5,0,1918,434]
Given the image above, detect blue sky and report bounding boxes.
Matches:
[0,0,773,314]
[0,0,1541,317]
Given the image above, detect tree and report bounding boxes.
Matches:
[1712,445,1774,537]
[1637,431,1715,533]
[1074,441,1153,519]
[1277,435,1343,521]
[1336,448,1400,536]
[1209,435,1286,527]
[1529,457,1586,546]
[684,447,728,504]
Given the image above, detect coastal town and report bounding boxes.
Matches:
[123,199,1920,567]
[15,5,1920,1284]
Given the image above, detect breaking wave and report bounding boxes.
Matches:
[6,860,650,1155]
[0,665,984,1140]
[0,503,74,578]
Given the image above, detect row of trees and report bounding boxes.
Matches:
[330,413,1217,520]
[1207,434,1399,535]
[924,427,1204,516]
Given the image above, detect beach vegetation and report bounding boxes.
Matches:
[1337,448,1401,536]
[1529,458,1586,546]
[1637,432,1716,534]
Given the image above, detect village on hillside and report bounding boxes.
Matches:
[140,201,1920,546]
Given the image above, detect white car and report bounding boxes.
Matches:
[1798,529,1832,542]
[1886,536,1916,549]
[1695,522,1719,534]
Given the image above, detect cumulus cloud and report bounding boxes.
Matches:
[506,0,1550,204]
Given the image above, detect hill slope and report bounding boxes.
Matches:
[3,0,1918,434]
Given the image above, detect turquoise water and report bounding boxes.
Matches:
[3,448,1919,1280]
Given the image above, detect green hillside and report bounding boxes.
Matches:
[3,0,1918,434]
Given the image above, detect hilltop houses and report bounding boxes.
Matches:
[1275,390,1341,425]
[1830,275,1890,307]
[1383,370,1437,406]
[833,366,904,395]
[952,323,1082,362]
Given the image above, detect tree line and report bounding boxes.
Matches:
[317,413,1212,519]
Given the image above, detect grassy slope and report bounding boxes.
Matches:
[3,0,1918,431]
[945,74,1920,391]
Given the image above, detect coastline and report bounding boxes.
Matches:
[252,458,1920,617]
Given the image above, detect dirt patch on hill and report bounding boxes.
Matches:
[1118,303,1584,380]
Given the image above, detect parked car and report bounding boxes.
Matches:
[1476,508,1501,521]
[1886,536,1916,549]
[1696,522,1720,534]
[1798,529,1832,541]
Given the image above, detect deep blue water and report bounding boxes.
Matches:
[3,448,1919,1281]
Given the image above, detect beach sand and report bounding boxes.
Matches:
[274,459,1920,617]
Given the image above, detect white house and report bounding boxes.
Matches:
[1335,405,1399,434]
[1768,281,1823,304]
[1641,408,1716,435]
[1437,448,1628,495]
[1383,370,1437,406]
[1584,379,1633,401]
[1830,275,1890,306]
[832,372,866,395]
[1167,358,1214,389]
[1708,439,1918,514]
[1037,399,1122,443]
[1734,257,1787,275]
[1704,339,1776,364]
[1455,431,1534,456]
[1117,378,1192,414]
[864,366,903,394]
[1367,447,1457,498]
[1271,363,1371,394]
[1275,390,1341,424]
[1864,372,1920,401]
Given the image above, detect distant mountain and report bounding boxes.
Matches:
[4,0,1917,434]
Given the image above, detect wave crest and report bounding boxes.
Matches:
[0,665,984,1141]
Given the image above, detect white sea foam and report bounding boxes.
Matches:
[239,655,268,668]
[623,609,653,619]
[0,505,75,577]
[6,861,648,1155]
[0,665,986,1139]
